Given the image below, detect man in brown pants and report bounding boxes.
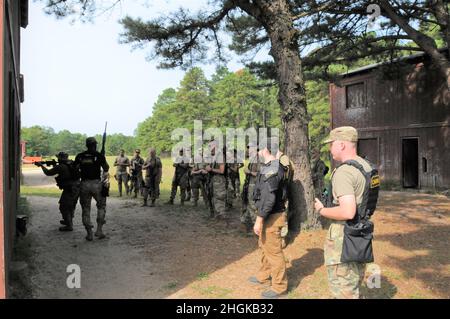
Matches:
[248,138,288,298]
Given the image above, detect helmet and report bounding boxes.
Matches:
[86,137,98,146]
[55,151,69,159]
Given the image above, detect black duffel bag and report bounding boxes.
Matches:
[341,220,374,263]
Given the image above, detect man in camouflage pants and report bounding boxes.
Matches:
[35,151,80,231]
[130,149,144,198]
[314,126,371,299]
[228,149,244,198]
[142,148,162,207]
[167,149,190,205]
[190,149,208,207]
[75,137,110,241]
[114,149,130,196]
[206,141,228,224]
[240,142,260,234]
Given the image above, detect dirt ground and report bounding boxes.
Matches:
[18,189,449,299]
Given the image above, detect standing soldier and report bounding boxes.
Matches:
[142,148,162,207]
[35,152,80,231]
[130,149,144,198]
[228,149,244,199]
[167,149,190,205]
[75,137,110,241]
[205,141,228,224]
[314,126,379,299]
[190,148,208,207]
[114,149,130,197]
[248,138,289,298]
[240,142,260,234]
[311,148,329,199]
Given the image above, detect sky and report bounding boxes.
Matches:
[21,0,247,136]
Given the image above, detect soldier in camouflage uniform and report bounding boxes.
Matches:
[315,127,371,299]
[75,137,110,241]
[206,141,228,223]
[240,142,260,233]
[35,152,80,231]
[167,149,190,205]
[130,149,145,198]
[142,148,162,207]
[190,149,208,207]
[114,149,130,197]
[228,149,244,199]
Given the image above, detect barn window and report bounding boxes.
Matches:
[346,82,366,109]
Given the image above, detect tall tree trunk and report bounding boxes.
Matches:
[239,0,320,231]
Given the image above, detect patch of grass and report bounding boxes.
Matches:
[195,285,233,298]
[20,186,61,197]
[165,281,179,289]
[196,272,210,280]
[409,292,428,299]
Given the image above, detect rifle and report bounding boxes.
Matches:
[100,122,109,197]
[101,122,107,156]
[34,159,57,167]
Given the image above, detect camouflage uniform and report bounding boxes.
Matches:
[170,156,190,204]
[142,156,162,206]
[228,163,243,198]
[325,222,366,299]
[240,156,260,227]
[210,160,227,219]
[114,154,130,196]
[39,159,80,230]
[190,162,208,206]
[324,156,372,299]
[75,147,109,240]
[130,155,144,197]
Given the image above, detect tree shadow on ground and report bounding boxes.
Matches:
[287,248,323,290]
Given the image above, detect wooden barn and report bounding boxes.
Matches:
[329,51,450,190]
[0,0,27,298]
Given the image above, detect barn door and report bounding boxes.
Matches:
[402,138,419,188]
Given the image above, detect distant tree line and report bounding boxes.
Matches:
[21,126,136,157]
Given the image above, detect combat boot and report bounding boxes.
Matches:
[85,227,94,241]
[193,200,198,207]
[149,200,155,207]
[95,224,106,239]
[166,199,174,205]
[142,199,148,207]
[134,192,138,198]
[59,225,73,232]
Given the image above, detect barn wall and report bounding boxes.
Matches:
[1,0,26,298]
[330,60,450,189]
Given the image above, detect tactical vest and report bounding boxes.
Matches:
[335,160,380,223]
[279,154,293,202]
[330,159,380,263]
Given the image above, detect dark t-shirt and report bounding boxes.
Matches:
[75,151,109,180]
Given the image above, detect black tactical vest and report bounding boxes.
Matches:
[331,159,380,263]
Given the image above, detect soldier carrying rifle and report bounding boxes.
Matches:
[35,152,80,231]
